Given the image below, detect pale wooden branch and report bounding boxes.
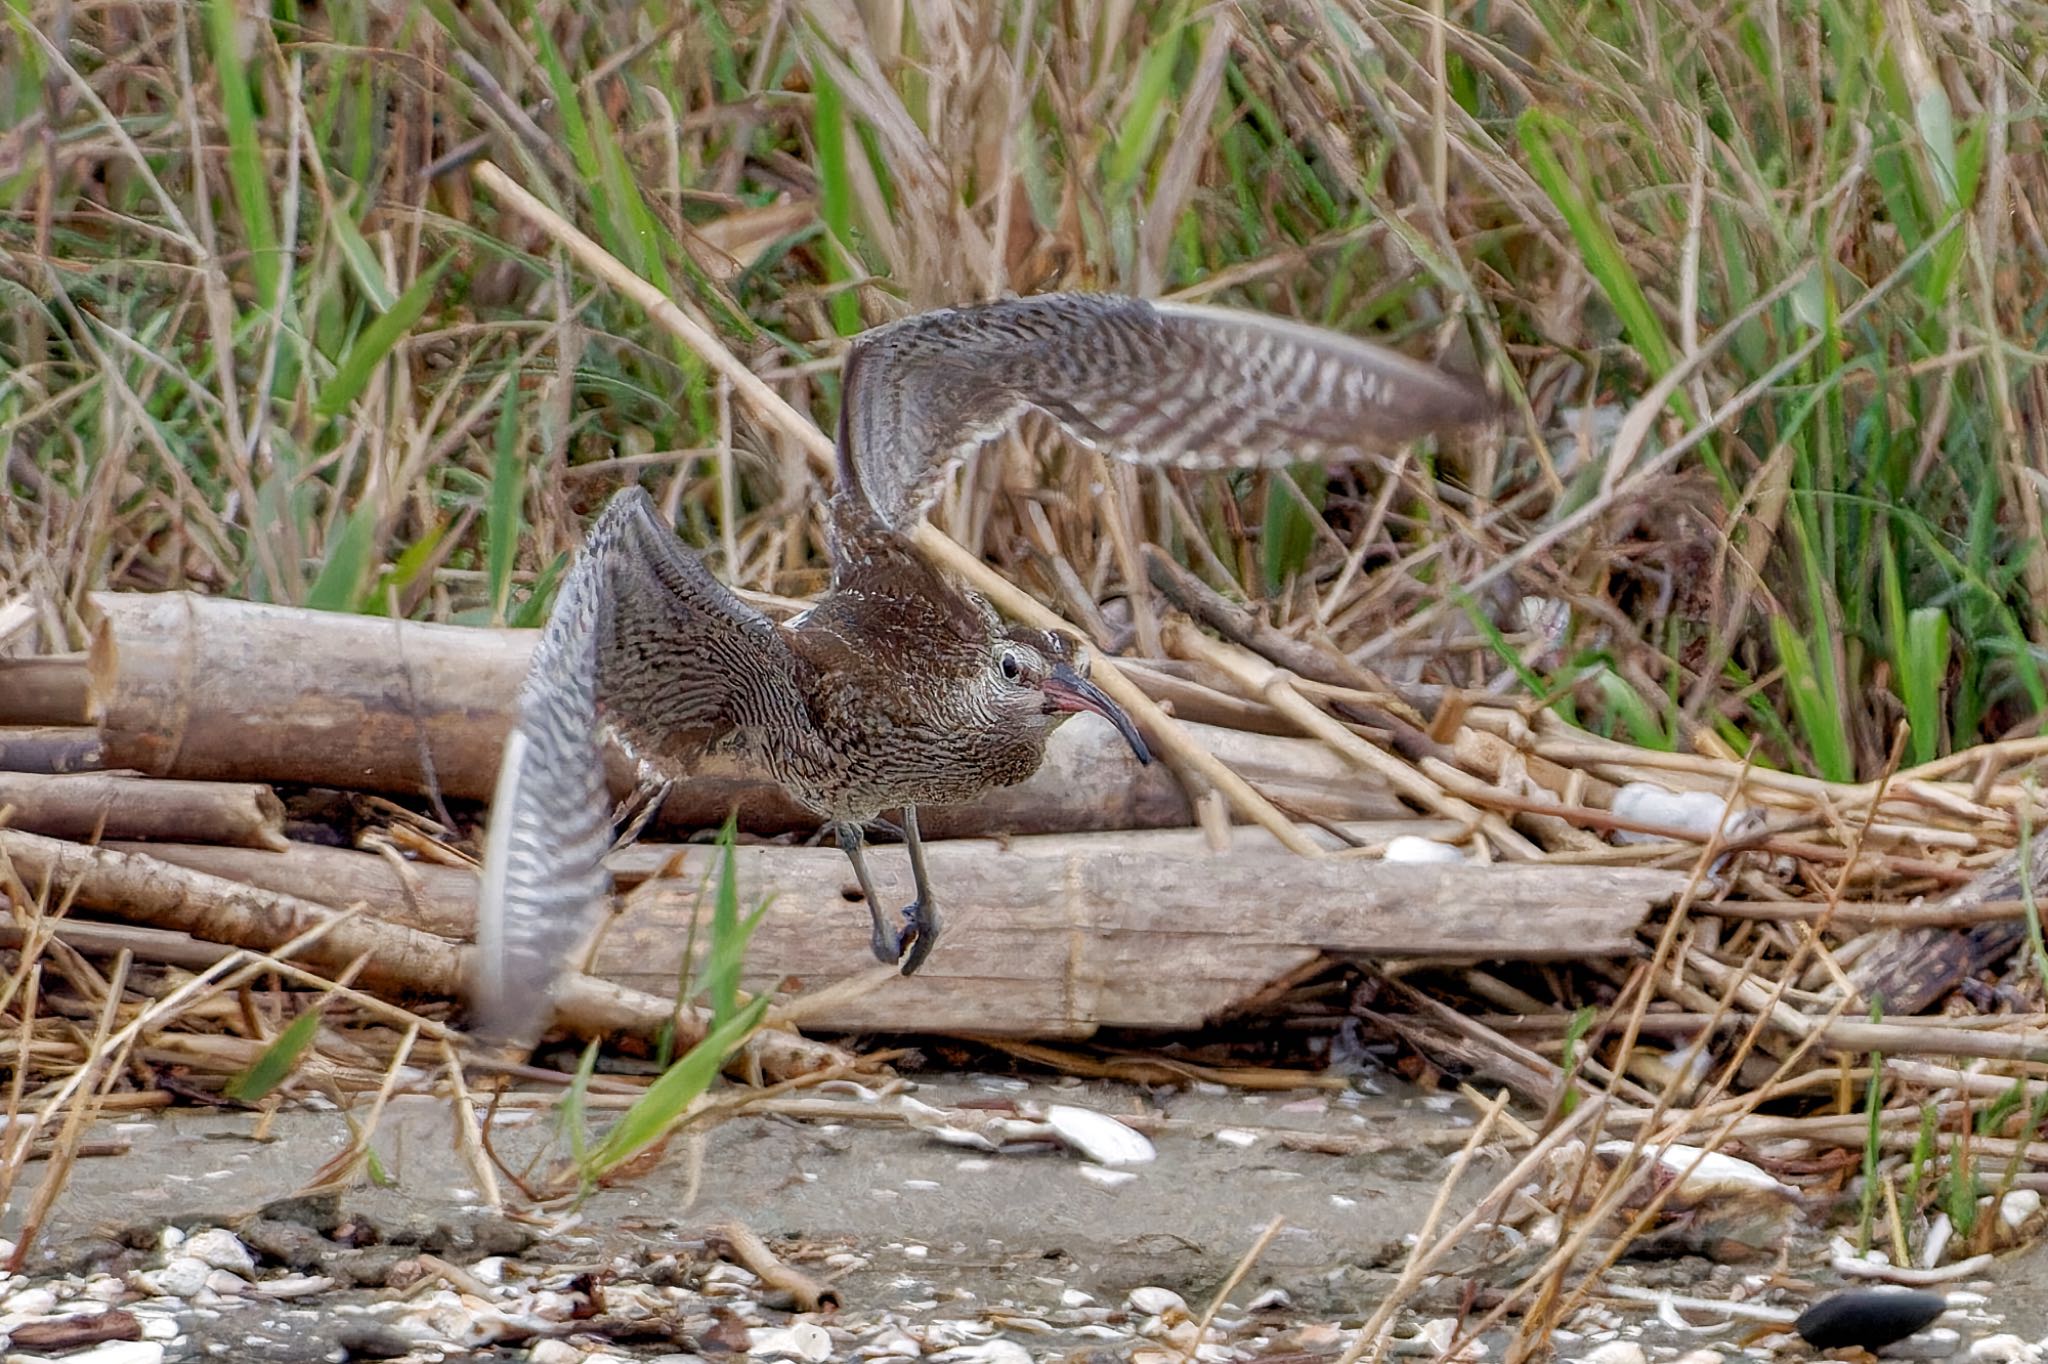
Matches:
[1168,621,1541,859]
[107,840,477,938]
[0,828,851,1081]
[0,773,287,850]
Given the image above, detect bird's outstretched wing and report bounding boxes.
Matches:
[835,292,1497,531]
[469,487,802,1046]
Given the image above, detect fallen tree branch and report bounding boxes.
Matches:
[0,828,851,1081]
[0,773,288,850]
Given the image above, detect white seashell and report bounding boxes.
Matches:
[1213,1129,1259,1149]
[1076,1165,1137,1188]
[3,1285,58,1314]
[1594,1140,1797,1200]
[1127,1286,1188,1316]
[1045,1105,1155,1167]
[1060,1288,1094,1308]
[249,1275,334,1298]
[1578,1343,1648,1364]
[863,1328,925,1357]
[58,1344,166,1364]
[748,1322,834,1361]
[1611,783,1743,845]
[1919,1212,1954,1269]
[929,1341,1032,1364]
[183,1228,256,1278]
[1384,835,1467,863]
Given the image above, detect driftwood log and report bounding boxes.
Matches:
[0,773,288,850]
[1847,847,2048,1014]
[82,591,1400,834]
[0,654,91,726]
[0,828,850,1081]
[593,830,1684,1035]
[26,823,1683,1036]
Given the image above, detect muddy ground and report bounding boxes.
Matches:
[7,1074,2048,1361]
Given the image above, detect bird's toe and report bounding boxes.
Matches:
[897,900,942,976]
[869,921,905,965]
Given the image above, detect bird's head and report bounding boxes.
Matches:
[985,627,1153,765]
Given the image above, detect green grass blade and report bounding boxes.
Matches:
[583,995,770,1180]
[304,498,381,612]
[223,1007,323,1102]
[1900,606,1950,766]
[313,254,452,419]
[1260,467,1323,593]
[486,383,525,625]
[1770,615,1854,781]
[328,197,396,312]
[1516,109,1687,420]
[810,68,863,337]
[701,815,770,1030]
[204,0,281,310]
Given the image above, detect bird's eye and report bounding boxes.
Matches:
[999,651,1023,682]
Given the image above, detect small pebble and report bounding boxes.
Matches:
[1797,1291,1949,1353]
[530,1340,585,1364]
[333,1319,419,1360]
[182,1228,256,1278]
[147,1257,210,1299]
[1970,1337,2042,1364]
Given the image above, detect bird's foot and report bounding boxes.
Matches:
[896,899,942,977]
[868,918,906,966]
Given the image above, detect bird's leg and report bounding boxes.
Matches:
[896,805,943,977]
[835,822,903,965]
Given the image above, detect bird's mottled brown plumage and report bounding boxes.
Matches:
[470,292,1494,1042]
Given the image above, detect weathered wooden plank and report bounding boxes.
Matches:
[593,827,1684,1036]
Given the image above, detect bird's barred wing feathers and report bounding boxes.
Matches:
[835,292,1497,531]
[469,487,802,1045]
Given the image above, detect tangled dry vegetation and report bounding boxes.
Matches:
[5,0,2048,1334]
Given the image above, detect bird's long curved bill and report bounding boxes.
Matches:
[1046,663,1153,765]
